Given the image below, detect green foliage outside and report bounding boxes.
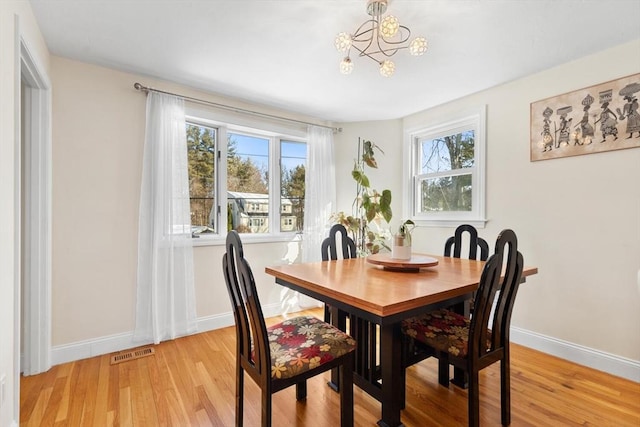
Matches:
[187,123,305,233]
[281,164,306,231]
[421,131,474,212]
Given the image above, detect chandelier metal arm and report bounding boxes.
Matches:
[351,43,410,63]
[349,24,412,61]
[335,0,427,76]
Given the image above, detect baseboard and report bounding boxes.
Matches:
[51,312,639,383]
[511,326,640,383]
[51,302,284,366]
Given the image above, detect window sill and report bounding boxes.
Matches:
[191,232,302,247]
[412,218,488,229]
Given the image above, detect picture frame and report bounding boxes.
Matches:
[530,73,640,161]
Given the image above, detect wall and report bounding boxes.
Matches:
[336,40,640,378]
[50,57,318,356]
[0,2,51,425]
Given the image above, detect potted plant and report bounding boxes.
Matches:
[332,138,392,255]
[391,219,415,260]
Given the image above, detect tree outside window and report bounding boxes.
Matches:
[405,106,486,226]
[186,122,306,237]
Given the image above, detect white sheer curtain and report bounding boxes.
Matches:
[302,126,336,263]
[134,92,197,344]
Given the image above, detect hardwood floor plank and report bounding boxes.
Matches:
[21,308,640,426]
[39,376,67,426]
[91,355,111,426]
[25,386,52,427]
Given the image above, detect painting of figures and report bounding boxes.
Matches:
[531,74,640,161]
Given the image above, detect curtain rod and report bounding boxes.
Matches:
[133,82,341,133]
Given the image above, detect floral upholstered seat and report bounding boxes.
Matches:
[400,229,526,427]
[401,308,489,358]
[265,316,357,379]
[223,230,356,426]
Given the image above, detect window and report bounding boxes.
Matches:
[404,106,486,227]
[280,140,307,232]
[186,120,306,240]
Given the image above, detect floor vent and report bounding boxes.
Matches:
[110,347,155,365]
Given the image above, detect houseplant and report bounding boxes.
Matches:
[391,219,415,260]
[332,138,392,255]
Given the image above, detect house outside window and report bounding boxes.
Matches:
[404,106,486,227]
[186,120,306,240]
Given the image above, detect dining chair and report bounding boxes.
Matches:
[403,224,489,376]
[321,224,379,391]
[223,230,356,427]
[401,229,525,427]
[321,223,357,326]
[445,223,489,317]
[444,223,489,262]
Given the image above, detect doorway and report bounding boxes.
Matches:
[18,40,52,377]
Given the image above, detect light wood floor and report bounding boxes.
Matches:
[21,308,640,426]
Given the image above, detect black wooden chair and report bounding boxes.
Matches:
[444,223,489,263]
[321,224,357,325]
[223,230,356,427]
[442,224,490,386]
[445,224,489,321]
[403,224,489,375]
[401,229,525,427]
[321,224,382,392]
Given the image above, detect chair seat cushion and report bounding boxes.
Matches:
[401,309,485,358]
[266,316,356,380]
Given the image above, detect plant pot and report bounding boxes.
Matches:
[391,234,411,260]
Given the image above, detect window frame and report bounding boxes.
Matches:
[185,111,307,246]
[403,105,487,228]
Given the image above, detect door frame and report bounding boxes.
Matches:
[16,33,52,377]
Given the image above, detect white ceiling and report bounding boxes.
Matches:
[29,0,640,123]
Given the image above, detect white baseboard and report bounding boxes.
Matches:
[511,326,640,383]
[51,312,639,383]
[51,302,284,366]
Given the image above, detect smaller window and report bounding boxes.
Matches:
[280,140,307,232]
[404,106,486,227]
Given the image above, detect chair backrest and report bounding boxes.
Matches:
[444,224,489,261]
[321,224,357,261]
[468,229,524,361]
[222,230,270,382]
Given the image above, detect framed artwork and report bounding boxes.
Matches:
[530,73,640,161]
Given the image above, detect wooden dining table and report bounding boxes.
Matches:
[265,254,538,427]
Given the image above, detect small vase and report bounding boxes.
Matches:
[391,234,411,260]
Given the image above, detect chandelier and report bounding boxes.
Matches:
[335,0,428,77]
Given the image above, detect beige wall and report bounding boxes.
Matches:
[50,57,315,346]
[336,40,640,362]
[0,1,51,425]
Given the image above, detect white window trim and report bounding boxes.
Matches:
[185,108,307,245]
[402,105,487,228]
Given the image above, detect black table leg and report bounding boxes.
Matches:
[377,323,404,427]
[329,306,348,392]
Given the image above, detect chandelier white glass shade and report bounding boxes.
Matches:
[335,0,428,77]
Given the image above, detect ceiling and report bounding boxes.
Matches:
[29,0,640,123]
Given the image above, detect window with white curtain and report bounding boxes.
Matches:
[404,105,487,227]
[186,118,307,242]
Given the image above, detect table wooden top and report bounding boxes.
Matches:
[265,254,538,318]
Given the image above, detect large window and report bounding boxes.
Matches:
[405,106,486,226]
[186,121,306,239]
